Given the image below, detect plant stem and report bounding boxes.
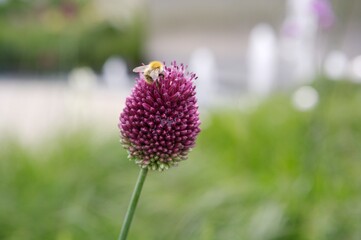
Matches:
[118,168,148,240]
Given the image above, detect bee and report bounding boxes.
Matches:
[133,61,164,84]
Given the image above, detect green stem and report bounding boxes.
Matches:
[118,168,148,240]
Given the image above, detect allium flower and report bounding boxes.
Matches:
[312,0,335,29]
[118,62,201,171]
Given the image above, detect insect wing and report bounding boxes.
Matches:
[149,69,160,81]
[133,65,148,73]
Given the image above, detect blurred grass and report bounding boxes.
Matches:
[1,79,361,240]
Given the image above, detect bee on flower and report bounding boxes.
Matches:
[120,61,201,171]
[133,61,164,84]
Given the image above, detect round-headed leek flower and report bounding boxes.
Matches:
[118,61,201,171]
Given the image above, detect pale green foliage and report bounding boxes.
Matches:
[1,80,360,240]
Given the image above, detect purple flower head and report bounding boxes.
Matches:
[312,0,335,29]
[119,62,201,171]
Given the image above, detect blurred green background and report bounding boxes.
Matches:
[0,0,143,73]
[1,0,361,239]
[1,80,361,239]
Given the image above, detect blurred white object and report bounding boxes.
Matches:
[280,0,318,85]
[349,55,361,83]
[0,78,126,145]
[324,51,348,80]
[68,67,98,91]
[93,0,143,27]
[189,47,217,106]
[247,23,278,95]
[292,86,319,111]
[68,67,99,126]
[102,56,129,89]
